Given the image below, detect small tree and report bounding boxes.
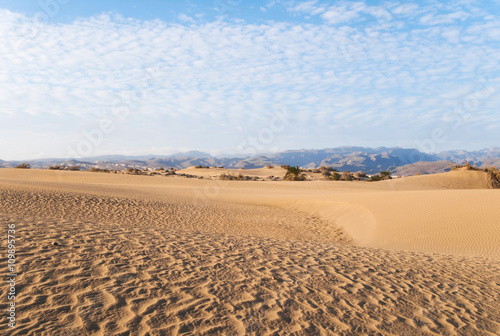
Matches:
[284,166,306,181]
[15,163,31,169]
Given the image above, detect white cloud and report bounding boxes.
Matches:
[0,4,499,159]
[178,13,194,23]
[321,2,366,25]
[290,1,325,15]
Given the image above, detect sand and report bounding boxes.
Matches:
[0,168,499,335]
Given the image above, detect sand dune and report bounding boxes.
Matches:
[176,166,287,179]
[0,168,499,335]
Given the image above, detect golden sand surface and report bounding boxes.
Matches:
[0,168,499,335]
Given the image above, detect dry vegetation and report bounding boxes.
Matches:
[452,162,500,188]
[219,173,259,181]
[89,167,112,173]
[32,163,498,189]
[48,165,81,171]
[14,163,30,169]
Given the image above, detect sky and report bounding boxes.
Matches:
[0,0,499,160]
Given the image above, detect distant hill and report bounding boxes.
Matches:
[480,158,500,169]
[1,147,499,175]
[438,147,500,163]
[241,147,439,173]
[392,161,454,177]
[169,151,212,159]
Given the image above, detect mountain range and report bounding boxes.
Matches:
[1,147,499,175]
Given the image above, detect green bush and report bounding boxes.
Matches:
[368,170,391,181]
[284,166,306,181]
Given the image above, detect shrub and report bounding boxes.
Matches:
[330,172,341,181]
[284,166,306,181]
[368,170,392,181]
[50,165,80,171]
[452,162,481,171]
[126,168,141,175]
[15,163,31,169]
[90,168,110,173]
[219,173,248,180]
[318,166,336,173]
[266,165,274,169]
[354,172,367,180]
[380,171,392,180]
[484,167,500,188]
[341,171,353,181]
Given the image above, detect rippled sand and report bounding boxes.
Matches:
[0,168,498,335]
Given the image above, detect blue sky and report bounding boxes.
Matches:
[0,0,499,160]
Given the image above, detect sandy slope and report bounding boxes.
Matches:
[0,168,499,335]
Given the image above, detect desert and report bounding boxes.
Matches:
[2,2,500,334]
[0,167,499,335]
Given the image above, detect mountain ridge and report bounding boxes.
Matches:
[1,147,499,175]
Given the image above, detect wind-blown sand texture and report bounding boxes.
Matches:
[0,168,499,335]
